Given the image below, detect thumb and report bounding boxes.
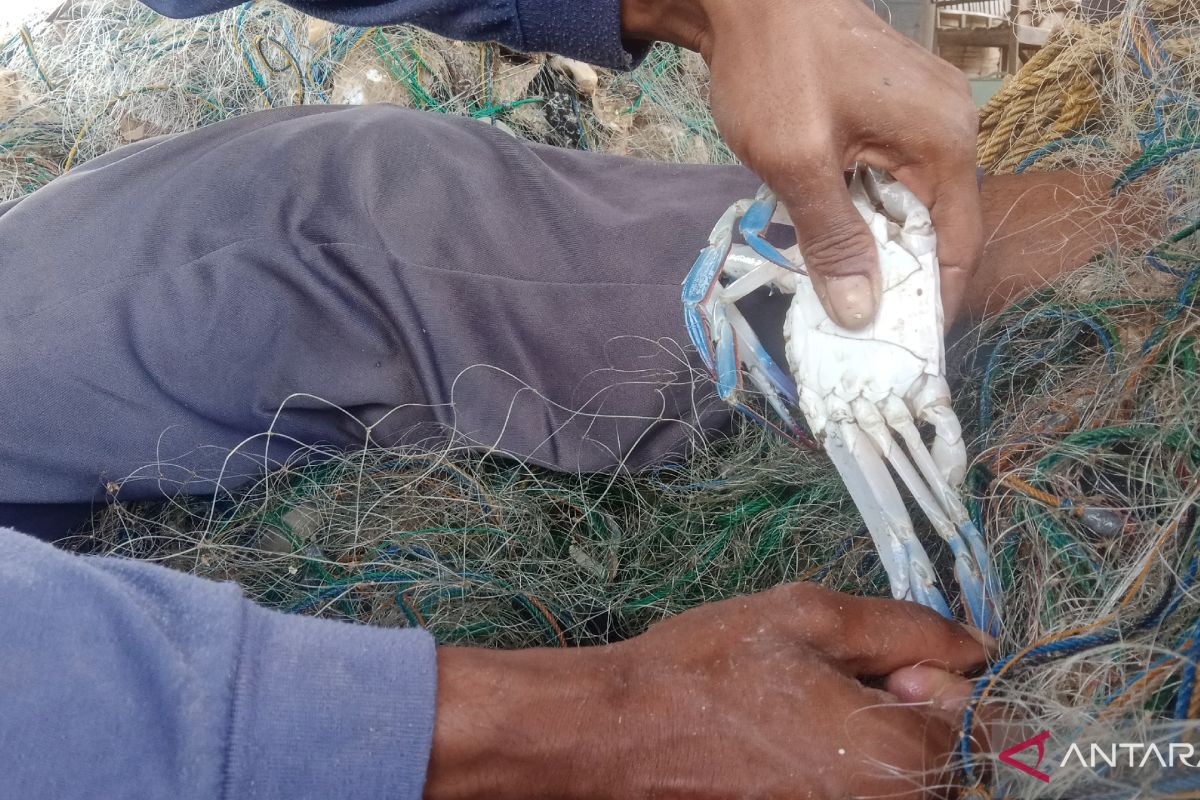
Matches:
[777,171,880,330]
[887,664,999,754]
[886,664,976,717]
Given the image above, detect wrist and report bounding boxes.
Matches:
[425,645,629,799]
[620,0,713,53]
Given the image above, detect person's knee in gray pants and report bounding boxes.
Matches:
[1,105,790,535]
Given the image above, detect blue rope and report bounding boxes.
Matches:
[958,570,1183,784]
[1145,249,1193,278]
[1014,136,1110,174]
[1140,268,1200,355]
[1173,615,1200,719]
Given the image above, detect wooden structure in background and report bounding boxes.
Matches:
[935,0,1070,74]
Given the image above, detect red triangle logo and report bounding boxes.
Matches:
[998,730,1051,783]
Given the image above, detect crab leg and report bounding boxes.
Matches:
[881,396,1000,633]
[720,244,794,290]
[683,235,804,434]
[713,250,801,415]
[861,398,1000,636]
[825,422,952,619]
[725,308,801,426]
[738,185,803,272]
[682,203,740,374]
[896,394,1001,610]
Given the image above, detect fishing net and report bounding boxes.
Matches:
[0,0,727,200]
[6,0,1200,795]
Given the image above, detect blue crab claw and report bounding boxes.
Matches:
[681,228,733,375]
[725,310,798,406]
[712,304,804,437]
[681,198,755,374]
[682,208,803,437]
[738,186,801,272]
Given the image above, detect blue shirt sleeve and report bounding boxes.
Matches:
[142,0,641,69]
[0,528,438,800]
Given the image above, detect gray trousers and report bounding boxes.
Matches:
[2,105,780,534]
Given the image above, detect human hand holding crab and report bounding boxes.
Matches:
[622,0,984,328]
[684,168,1002,636]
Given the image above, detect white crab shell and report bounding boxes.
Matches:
[785,178,946,437]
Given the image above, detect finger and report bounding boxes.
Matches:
[773,583,991,676]
[887,665,1003,756]
[775,170,880,330]
[923,167,985,326]
[886,664,975,717]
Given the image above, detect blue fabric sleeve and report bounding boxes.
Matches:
[143,0,642,69]
[0,527,438,800]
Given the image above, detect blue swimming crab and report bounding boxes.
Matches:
[682,167,1000,636]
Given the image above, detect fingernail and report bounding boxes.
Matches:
[886,665,962,706]
[963,624,998,652]
[826,274,876,329]
[930,673,974,713]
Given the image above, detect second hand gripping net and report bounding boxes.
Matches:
[682,167,1001,636]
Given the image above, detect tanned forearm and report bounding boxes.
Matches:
[965,170,1162,318]
[424,646,626,799]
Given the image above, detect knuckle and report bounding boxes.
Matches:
[949,69,973,101]
[803,604,840,640]
[794,595,844,645]
[787,580,828,604]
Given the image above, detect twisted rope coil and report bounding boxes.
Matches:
[977,0,1193,173]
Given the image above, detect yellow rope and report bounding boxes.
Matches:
[977,22,1113,172]
[976,0,1192,173]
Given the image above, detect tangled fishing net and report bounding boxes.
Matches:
[0,0,726,199]
[6,0,1200,796]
